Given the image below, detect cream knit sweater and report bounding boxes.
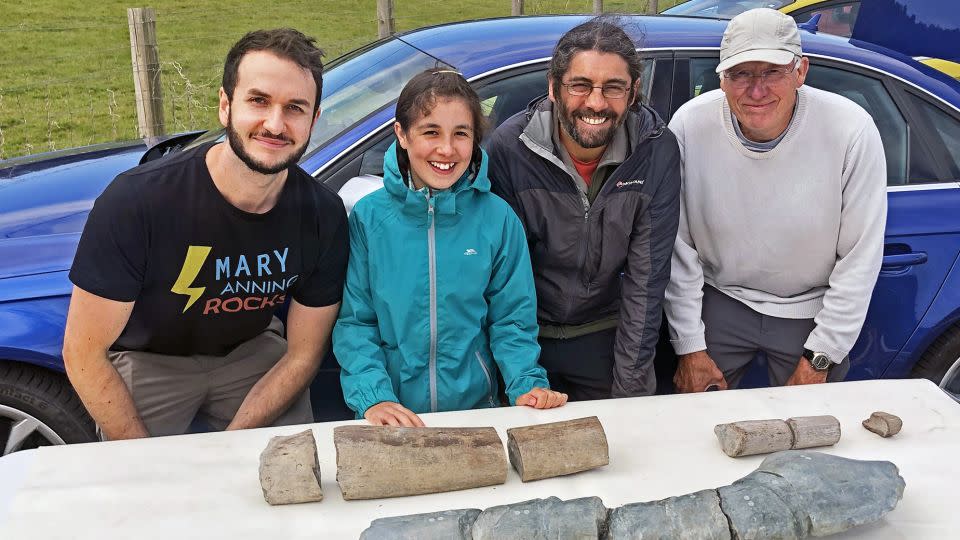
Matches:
[664,85,887,363]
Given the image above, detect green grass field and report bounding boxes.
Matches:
[0,0,679,160]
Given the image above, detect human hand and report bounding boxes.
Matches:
[363,401,426,427]
[674,350,728,393]
[785,357,829,386]
[515,387,568,409]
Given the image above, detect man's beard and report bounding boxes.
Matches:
[555,94,624,150]
[226,112,309,175]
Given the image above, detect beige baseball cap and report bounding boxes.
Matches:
[715,8,802,73]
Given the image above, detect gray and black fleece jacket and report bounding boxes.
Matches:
[487,97,681,397]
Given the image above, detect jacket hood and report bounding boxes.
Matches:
[382,141,491,218]
[523,95,666,151]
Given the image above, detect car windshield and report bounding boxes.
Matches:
[184,37,450,155]
[663,0,793,18]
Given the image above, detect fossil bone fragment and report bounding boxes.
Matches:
[862,411,903,437]
[359,451,905,540]
[258,430,323,505]
[507,416,609,482]
[714,415,841,457]
[333,425,507,500]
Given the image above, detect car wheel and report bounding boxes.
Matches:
[911,325,960,400]
[0,362,96,456]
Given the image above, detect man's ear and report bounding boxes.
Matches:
[795,57,810,87]
[630,79,642,107]
[547,76,557,103]
[218,88,230,128]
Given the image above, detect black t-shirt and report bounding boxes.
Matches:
[69,142,349,356]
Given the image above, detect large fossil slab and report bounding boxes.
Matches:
[359,451,905,539]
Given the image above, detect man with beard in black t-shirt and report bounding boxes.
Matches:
[62,28,348,440]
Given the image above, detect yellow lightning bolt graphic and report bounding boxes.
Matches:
[170,245,212,313]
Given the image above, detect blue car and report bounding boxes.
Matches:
[1,14,958,455]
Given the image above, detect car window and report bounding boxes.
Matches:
[793,2,861,38]
[663,0,793,18]
[683,57,908,185]
[903,92,960,180]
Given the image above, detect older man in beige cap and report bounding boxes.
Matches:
[663,8,887,392]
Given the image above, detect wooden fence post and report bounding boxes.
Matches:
[377,0,395,38]
[593,0,603,14]
[127,7,164,139]
[512,0,524,16]
[648,0,659,14]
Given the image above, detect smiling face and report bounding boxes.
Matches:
[720,57,809,142]
[394,97,475,191]
[219,50,320,175]
[549,50,637,155]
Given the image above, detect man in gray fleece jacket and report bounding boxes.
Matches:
[664,8,887,391]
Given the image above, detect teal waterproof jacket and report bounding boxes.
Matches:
[334,142,548,417]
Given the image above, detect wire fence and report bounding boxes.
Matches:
[0,0,675,161]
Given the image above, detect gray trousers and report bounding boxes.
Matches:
[105,317,313,438]
[703,286,849,388]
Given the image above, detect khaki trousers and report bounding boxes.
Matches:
[105,318,313,438]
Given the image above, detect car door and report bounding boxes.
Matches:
[670,53,960,381]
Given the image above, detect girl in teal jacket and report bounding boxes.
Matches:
[334,69,567,426]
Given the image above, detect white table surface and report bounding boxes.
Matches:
[0,379,957,539]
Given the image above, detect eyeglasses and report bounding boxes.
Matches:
[723,60,800,89]
[560,82,629,99]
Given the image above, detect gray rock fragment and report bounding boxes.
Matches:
[359,508,481,540]
[472,496,608,540]
[258,429,323,505]
[863,411,903,437]
[719,450,905,538]
[608,489,730,540]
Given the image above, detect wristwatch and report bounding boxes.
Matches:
[802,349,833,371]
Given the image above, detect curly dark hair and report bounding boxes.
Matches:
[549,15,644,103]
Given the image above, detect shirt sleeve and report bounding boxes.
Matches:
[485,208,549,405]
[68,174,147,301]
[291,191,350,308]
[663,109,709,355]
[804,118,887,362]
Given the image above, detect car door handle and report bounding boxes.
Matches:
[881,252,928,268]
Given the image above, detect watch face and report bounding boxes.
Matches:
[811,353,832,371]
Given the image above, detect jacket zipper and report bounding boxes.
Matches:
[427,196,439,413]
[475,352,497,407]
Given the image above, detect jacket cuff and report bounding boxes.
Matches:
[353,388,401,418]
[671,335,707,356]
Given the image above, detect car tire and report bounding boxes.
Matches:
[911,324,960,385]
[0,362,96,455]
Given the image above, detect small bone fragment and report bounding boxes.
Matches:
[359,508,481,540]
[472,496,608,540]
[334,425,506,500]
[608,489,730,540]
[506,416,609,482]
[862,411,903,437]
[787,415,842,449]
[714,419,793,457]
[258,429,323,505]
[714,415,840,457]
